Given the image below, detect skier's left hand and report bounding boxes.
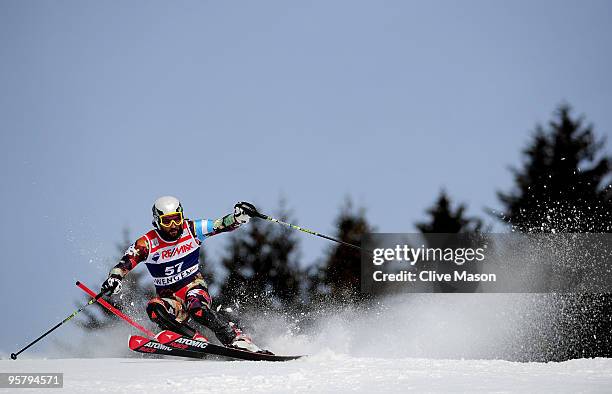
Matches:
[234,201,259,223]
[101,275,123,295]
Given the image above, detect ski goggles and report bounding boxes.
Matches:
[159,212,184,227]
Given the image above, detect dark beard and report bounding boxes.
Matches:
[159,227,181,242]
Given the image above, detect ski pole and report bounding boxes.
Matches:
[76,281,156,338]
[10,286,110,360]
[253,211,363,251]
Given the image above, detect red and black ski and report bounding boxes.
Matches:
[130,331,303,362]
[129,335,206,359]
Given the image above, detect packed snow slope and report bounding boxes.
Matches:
[1,356,611,393]
[3,294,611,392]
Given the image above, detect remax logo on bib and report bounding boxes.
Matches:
[161,242,194,259]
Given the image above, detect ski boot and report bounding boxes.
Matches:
[227,323,273,355]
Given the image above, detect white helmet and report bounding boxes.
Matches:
[152,196,184,229]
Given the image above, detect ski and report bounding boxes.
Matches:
[130,332,303,362]
[129,335,207,359]
[155,330,304,362]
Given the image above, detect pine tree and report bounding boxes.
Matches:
[496,104,612,360]
[497,105,611,232]
[216,202,303,313]
[321,198,374,302]
[416,190,482,233]
[416,190,483,292]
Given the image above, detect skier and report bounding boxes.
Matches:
[100,196,269,353]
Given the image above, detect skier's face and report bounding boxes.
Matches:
[158,213,182,240]
[160,222,181,240]
[167,222,181,235]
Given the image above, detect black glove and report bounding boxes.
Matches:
[234,201,260,224]
[101,275,123,295]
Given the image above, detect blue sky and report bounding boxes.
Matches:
[1,0,611,354]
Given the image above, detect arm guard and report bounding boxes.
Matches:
[192,212,242,242]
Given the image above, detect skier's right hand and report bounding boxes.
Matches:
[101,275,123,295]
